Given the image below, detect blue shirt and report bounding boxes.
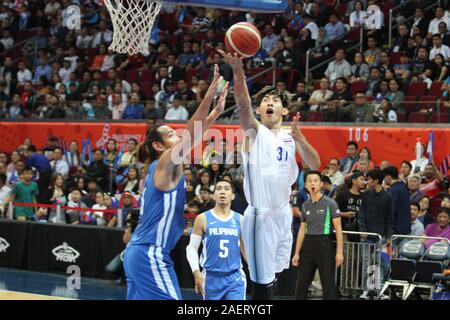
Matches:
[33,64,52,84]
[201,210,242,273]
[27,153,52,172]
[325,21,345,41]
[388,181,411,235]
[130,161,186,251]
[122,103,144,119]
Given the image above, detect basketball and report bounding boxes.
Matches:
[225,22,261,58]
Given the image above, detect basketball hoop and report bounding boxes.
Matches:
[104,0,162,55]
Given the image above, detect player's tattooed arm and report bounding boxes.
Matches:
[217,49,259,132]
[290,113,321,170]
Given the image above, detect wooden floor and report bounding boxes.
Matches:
[0,290,73,300]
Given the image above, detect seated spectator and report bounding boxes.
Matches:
[119,192,138,226]
[194,187,215,213]
[427,6,450,40]
[323,99,342,122]
[410,6,429,38]
[365,66,382,96]
[410,143,429,174]
[7,159,25,187]
[111,94,126,120]
[420,163,443,199]
[122,93,144,119]
[324,49,352,85]
[386,79,404,112]
[76,27,93,49]
[340,140,360,174]
[177,42,194,70]
[364,36,381,67]
[101,48,116,73]
[102,193,117,228]
[311,28,331,60]
[119,166,140,195]
[393,51,410,78]
[332,77,352,108]
[349,1,367,29]
[438,21,450,47]
[91,191,107,226]
[268,39,295,74]
[164,94,189,121]
[89,44,107,71]
[91,20,113,48]
[410,202,425,236]
[104,139,119,167]
[155,80,177,109]
[373,98,397,123]
[322,158,345,186]
[176,79,195,102]
[119,139,138,169]
[342,92,375,122]
[442,195,450,209]
[84,150,109,191]
[351,147,375,172]
[194,169,214,197]
[143,101,163,120]
[399,160,413,183]
[324,12,345,41]
[363,0,384,31]
[9,94,22,119]
[392,24,410,53]
[418,195,433,227]
[50,147,69,179]
[33,56,52,85]
[261,24,280,54]
[289,81,310,114]
[66,189,88,224]
[423,207,450,248]
[432,53,448,83]
[191,7,211,33]
[0,29,13,50]
[402,46,433,85]
[350,52,370,83]
[430,33,450,61]
[308,78,334,111]
[10,166,39,221]
[377,50,392,76]
[187,41,206,71]
[17,61,32,85]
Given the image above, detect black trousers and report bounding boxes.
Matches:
[37,171,52,204]
[295,235,338,300]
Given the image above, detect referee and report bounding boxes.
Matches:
[292,170,344,300]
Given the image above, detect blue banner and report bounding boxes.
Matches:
[163,0,288,12]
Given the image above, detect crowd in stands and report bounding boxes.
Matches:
[0,0,448,122]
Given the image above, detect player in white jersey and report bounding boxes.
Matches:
[219,50,321,300]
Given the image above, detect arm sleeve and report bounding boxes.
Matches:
[186,234,203,273]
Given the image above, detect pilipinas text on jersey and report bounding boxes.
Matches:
[200,210,242,273]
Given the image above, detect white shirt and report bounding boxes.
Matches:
[0,185,11,206]
[91,204,107,226]
[58,67,72,84]
[364,10,384,30]
[91,30,113,48]
[51,159,70,179]
[410,219,425,236]
[305,21,319,40]
[17,69,32,85]
[410,157,429,173]
[164,106,189,121]
[44,1,61,16]
[1,37,14,50]
[387,110,397,122]
[65,55,78,71]
[327,170,345,186]
[262,33,280,54]
[350,10,367,28]
[100,54,116,72]
[76,35,93,49]
[428,17,450,35]
[429,44,450,60]
[308,89,334,111]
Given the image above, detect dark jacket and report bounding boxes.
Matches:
[358,188,394,239]
[339,155,359,174]
[388,181,411,235]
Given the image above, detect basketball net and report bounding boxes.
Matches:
[104,0,162,55]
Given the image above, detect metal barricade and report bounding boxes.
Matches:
[335,231,384,295]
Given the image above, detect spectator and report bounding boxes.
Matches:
[358,169,393,299]
[429,33,450,60]
[427,6,450,39]
[91,191,107,226]
[91,20,113,48]
[324,13,345,41]
[386,78,405,112]
[303,14,319,40]
[177,42,194,70]
[410,202,425,236]
[383,166,411,235]
[289,81,310,114]
[50,147,69,180]
[365,66,382,96]
[410,142,429,173]
[120,166,140,195]
[410,6,429,38]
[119,139,138,168]
[363,0,384,31]
[122,93,144,119]
[33,56,52,85]
[261,24,280,54]
[324,49,352,85]
[343,92,375,122]
[420,163,443,199]
[89,44,107,71]
[17,61,32,85]
[441,195,450,209]
[323,99,342,122]
[332,77,352,107]
[392,24,410,53]
[10,166,39,221]
[104,138,118,167]
[308,78,333,111]
[350,52,370,83]
[399,160,413,182]
[59,59,73,84]
[335,171,366,236]
[403,46,433,85]
[351,147,375,172]
[47,173,67,223]
[418,196,433,227]
[101,48,116,73]
[339,141,360,174]
[102,193,117,228]
[194,169,214,197]
[438,22,450,46]
[82,179,100,208]
[84,149,109,191]
[76,27,93,49]
[111,94,126,120]
[143,101,163,120]
[119,192,137,226]
[0,29,13,50]
[349,1,367,28]
[25,145,52,204]
[364,36,381,67]
[191,7,211,33]
[0,173,11,215]
[393,52,410,79]
[166,54,185,82]
[195,187,215,213]
[377,50,392,76]
[312,28,330,61]
[322,158,344,186]
[9,94,22,119]
[373,98,397,123]
[164,93,189,121]
[433,53,449,82]
[423,207,450,248]
[7,159,25,187]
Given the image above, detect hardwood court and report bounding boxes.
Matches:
[0,289,72,300]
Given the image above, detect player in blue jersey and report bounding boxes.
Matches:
[186,180,247,300]
[123,65,228,300]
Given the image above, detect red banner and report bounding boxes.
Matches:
[1,122,449,171]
